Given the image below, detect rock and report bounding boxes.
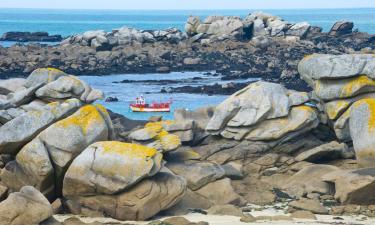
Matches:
[105,96,119,102]
[195,178,243,205]
[289,198,329,214]
[206,17,243,37]
[0,78,26,95]
[164,188,212,216]
[0,31,62,42]
[0,184,8,201]
[349,99,375,167]
[329,21,354,36]
[82,30,106,42]
[24,68,68,88]
[207,204,243,217]
[64,172,187,221]
[163,217,192,225]
[0,186,53,225]
[174,106,215,130]
[222,162,244,179]
[290,210,317,220]
[1,104,112,197]
[282,164,339,197]
[285,22,311,38]
[313,75,375,101]
[240,214,256,223]
[185,16,201,35]
[166,161,225,190]
[245,106,318,141]
[298,54,375,81]
[0,98,82,155]
[35,75,104,103]
[63,141,163,196]
[51,198,63,214]
[206,81,295,136]
[295,141,348,163]
[0,84,42,110]
[183,58,201,65]
[323,168,375,204]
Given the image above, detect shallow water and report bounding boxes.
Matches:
[80,72,256,120]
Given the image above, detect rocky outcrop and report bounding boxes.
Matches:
[64,171,186,221]
[128,120,184,152]
[329,21,354,36]
[299,54,375,167]
[206,81,317,142]
[63,141,163,196]
[0,31,62,42]
[0,186,53,225]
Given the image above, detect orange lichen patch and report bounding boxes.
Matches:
[97,141,158,158]
[352,98,375,133]
[302,54,315,60]
[54,105,104,135]
[340,75,375,98]
[325,100,351,120]
[295,105,315,113]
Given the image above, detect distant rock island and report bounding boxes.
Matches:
[0,31,62,42]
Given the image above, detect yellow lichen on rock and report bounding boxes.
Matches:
[95,104,110,116]
[340,76,375,98]
[97,141,158,158]
[325,100,351,120]
[142,120,181,151]
[55,105,105,135]
[352,98,375,133]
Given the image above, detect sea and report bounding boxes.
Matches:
[1,8,374,120]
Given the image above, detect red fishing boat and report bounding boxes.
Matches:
[129,96,172,112]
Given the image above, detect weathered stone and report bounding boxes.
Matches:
[65,172,186,221]
[324,167,375,204]
[314,75,375,101]
[290,210,317,220]
[206,82,293,134]
[295,141,348,163]
[350,99,375,167]
[289,198,329,214]
[245,106,318,141]
[167,161,225,190]
[36,75,103,103]
[298,54,375,81]
[329,21,354,36]
[196,178,243,205]
[0,78,25,95]
[0,186,53,225]
[207,204,243,217]
[24,68,67,88]
[285,22,311,38]
[282,164,339,197]
[0,99,82,155]
[63,141,162,196]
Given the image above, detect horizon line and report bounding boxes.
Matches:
[0,6,374,11]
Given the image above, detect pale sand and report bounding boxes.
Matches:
[55,213,375,225]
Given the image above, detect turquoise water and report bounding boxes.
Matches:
[0,8,375,37]
[80,72,256,120]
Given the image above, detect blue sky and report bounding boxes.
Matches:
[0,0,374,9]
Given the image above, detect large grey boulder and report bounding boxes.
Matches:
[166,161,225,190]
[349,98,375,167]
[0,98,82,155]
[285,22,311,38]
[0,84,42,110]
[63,141,163,196]
[206,81,291,133]
[282,164,340,197]
[206,17,243,37]
[35,75,103,103]
[323,168,375,204]
[64,172,186,221]
[82,30,106,42]
[312,75,375,101]
[298,54,375,81]
[0,186,53,225]
[329,21,354,36]
[0,78,26,95]
[244,105,318,141]
[1,104,113,197]
[24,68,67,88]
[185,16,201,36]
[295,141,349,163]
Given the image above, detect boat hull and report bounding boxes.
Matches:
[130,106,170,112]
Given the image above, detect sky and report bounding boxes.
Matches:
[0,0,374,10]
